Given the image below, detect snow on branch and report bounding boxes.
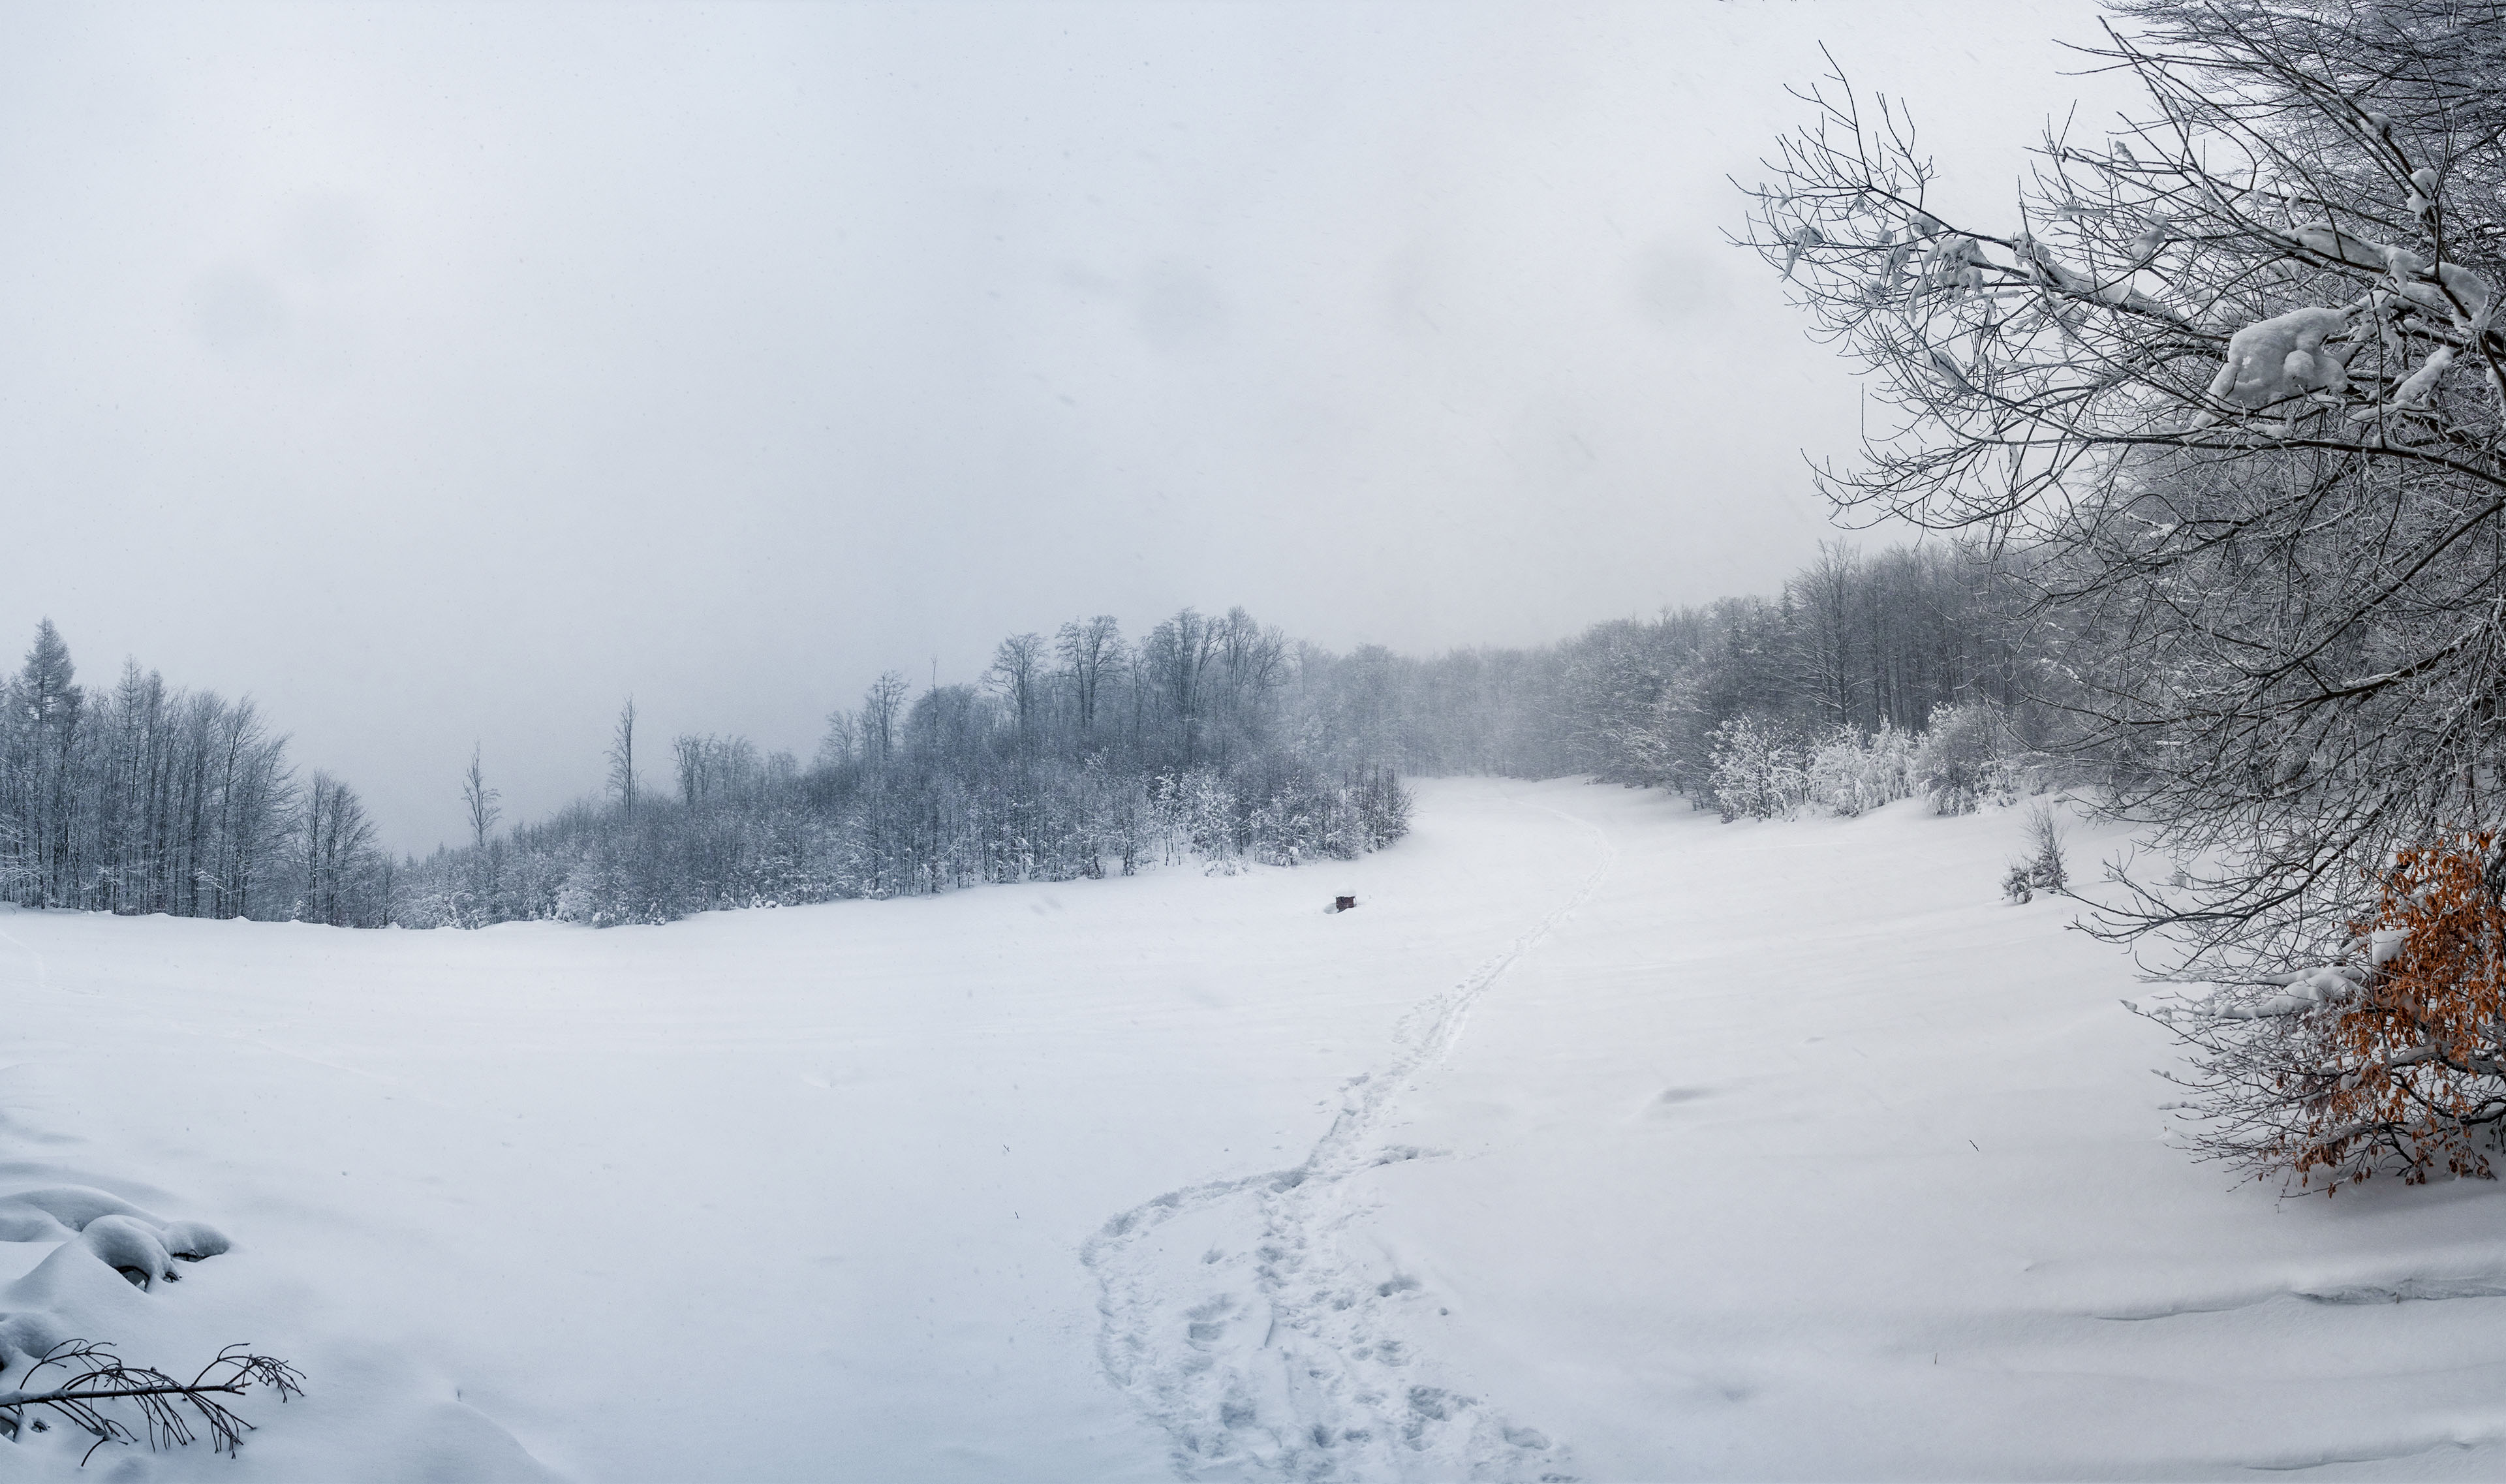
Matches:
[1747,5,2506,1192]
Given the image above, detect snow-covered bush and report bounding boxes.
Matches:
[2146,833,2506,1189]
[1806,724,1919,816]
[1913,702,2022,815]
[1152,770,1241,869]
[1199,764,1412,869]
[1726,716,1991,822]
[1708,715,1812,821]
[2003,803,2069,903]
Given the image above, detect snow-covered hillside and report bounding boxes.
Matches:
[4,778,2505,1480]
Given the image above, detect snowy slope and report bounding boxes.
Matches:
[3,778,2503,1480]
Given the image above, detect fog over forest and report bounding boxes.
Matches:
[0,1,2126,852]
[16,3,2506,1477]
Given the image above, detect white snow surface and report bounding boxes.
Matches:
[5,777,2506,1479]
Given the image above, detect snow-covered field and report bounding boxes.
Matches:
[6,777,2506,1480]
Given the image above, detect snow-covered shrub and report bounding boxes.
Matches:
[1709,715,1812,821]
[82,1216,176,1290]
[2145,833,2506,1189]
[1148,770,1231,869]
[1346,767,1413,851]
[1913,701,2021,814]
[2003,803,2069,903]
[2024,803,2068,893]
[1209,764,1412,868]
[1806,724,1919,816]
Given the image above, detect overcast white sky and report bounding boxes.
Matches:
[0,1,2139,851]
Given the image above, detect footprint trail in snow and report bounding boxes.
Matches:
[1083,800,1616,1482]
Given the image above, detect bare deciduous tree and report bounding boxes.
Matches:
[985,633,1049,748]
[1743,0,2506,1183]
[607,698,639,815]
[1056,615,1124,741]
[859,672,910,765]
[462,743,500,852]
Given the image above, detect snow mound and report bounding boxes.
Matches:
[0,1186,159,1234]
[160,1218,232,1261]
[0,1087,551,1478]
[78,1214,177,1290]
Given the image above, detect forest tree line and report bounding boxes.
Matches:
[397,540,2028,929]
[394,606,1418,928]
[0,619,386,925]
[1352,540,2032,809]
[3,539,2028,932]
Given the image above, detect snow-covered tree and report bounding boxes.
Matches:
[1708,715,1812,821]
[1912,701,2019,816]
[1746,0,2506,1182]
[985,632,1050,749]
[0,623,347,923]
[1806,723,1921,816]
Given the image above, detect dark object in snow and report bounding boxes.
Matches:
[1331,895,1358,913]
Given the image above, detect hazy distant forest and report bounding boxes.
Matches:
[0,539,2026,929]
